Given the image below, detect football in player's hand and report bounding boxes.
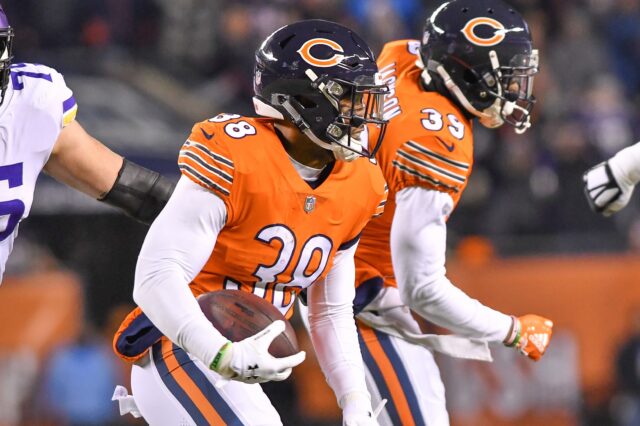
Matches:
[197,290,299,358]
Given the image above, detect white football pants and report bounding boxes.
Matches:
[129,337,282,426]
[357,320,449,426]
[298,302,449,426]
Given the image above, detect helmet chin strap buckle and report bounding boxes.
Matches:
[306,69,341,111]
[514,116,531,134]
[327,124,343,138]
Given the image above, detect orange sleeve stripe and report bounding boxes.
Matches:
[160,339,227,425]
[392,160,460,192]
[179,164,231,197]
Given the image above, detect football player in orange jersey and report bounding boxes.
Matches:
[351,1,554,424]
[111,20,389,426]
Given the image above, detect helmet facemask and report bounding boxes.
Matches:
[255,69,388,162]
[0,25,13,105]
[428,48,538,134]
[422,45,538,134]
[479,49,538,133]
[306,70,388,161]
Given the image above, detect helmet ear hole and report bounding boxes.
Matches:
[462,68,480,85]
[294,95,318,109]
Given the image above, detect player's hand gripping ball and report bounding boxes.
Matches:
[198,290,299,357]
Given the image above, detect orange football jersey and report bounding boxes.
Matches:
[355,40,474,292]
[114,113,387,361]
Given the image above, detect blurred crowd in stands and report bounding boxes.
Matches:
[7,0,640,253]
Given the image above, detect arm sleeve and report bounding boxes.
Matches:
[391,186,511,341]
[307,244,369,403]
[132,175,229,365]
[610,141,640,186]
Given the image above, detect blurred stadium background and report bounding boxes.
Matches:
[2,0,640,425]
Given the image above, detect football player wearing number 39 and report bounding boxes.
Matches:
[351,1,554,424]
[0,5,175,282]
[112,20,389,426]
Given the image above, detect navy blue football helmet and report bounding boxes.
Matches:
[0,6,13,105]
[420,0,538,133]
[253,19,388,161]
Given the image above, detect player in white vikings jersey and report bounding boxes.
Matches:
[0,62,80,277]
[584,141,640,216]
[0,6,174,282]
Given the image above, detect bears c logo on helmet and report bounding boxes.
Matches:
[297,38,344,67]
[461,17,524,47]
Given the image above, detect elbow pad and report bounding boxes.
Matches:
[100,159,176,224]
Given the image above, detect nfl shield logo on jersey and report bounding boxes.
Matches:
[304,195,316,213]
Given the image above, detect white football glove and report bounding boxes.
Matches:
[583,160,634,217]
[210,320,305,384]
[584,142,640,217]
[341,392,387,426]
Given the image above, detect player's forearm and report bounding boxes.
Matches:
[45,120,123,197]
[610,141,640,186]
[307,246,370,402]
[47,121,175,224]
[133,261,226,365]
[133,177,229,365]
[308,305,367,401]
[392,186,511,341]
[401,272,511,341]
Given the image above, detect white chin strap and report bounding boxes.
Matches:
[301,127,367,162]
[253,72,369,162]
[302,68,367,161]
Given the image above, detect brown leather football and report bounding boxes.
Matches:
[197,290,299,358]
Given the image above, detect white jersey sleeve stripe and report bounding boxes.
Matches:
[406,141,470,170]
[392,160,460,192]
[397,149,466,183]
[185,140,234,169]
[180,150,233,184]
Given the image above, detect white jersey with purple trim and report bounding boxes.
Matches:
[0,62,78,281]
